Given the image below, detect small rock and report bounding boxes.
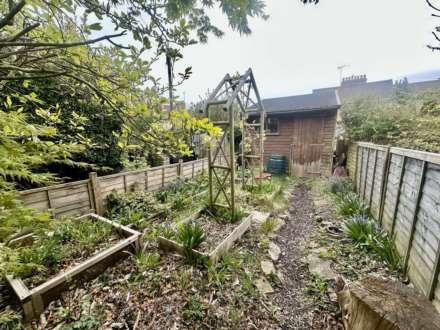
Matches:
[255,277,274,294]
[111,323,124,329]
[268,242,281,261]
[261,260,276,275]
[277,271,285,283]
[307,254,336,281]
[250,211,270,225]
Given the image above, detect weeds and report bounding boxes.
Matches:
[328,177,354,195]
[135,252,161,272]
[177,269,191,291]
[306,274,327,296]
[0,308,22,330]
[182,295,205,321]
[260,218,277,235]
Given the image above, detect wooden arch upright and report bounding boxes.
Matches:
[204,68,265,219]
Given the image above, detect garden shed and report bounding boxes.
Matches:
[251,90,340,176]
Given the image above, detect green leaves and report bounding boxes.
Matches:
[87,22,102,31]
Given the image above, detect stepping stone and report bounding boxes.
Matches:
[268,242,281,261]
[255,277,274,294]
[250,211,270,225]
[307,254,336,281]
[261,260,276,275]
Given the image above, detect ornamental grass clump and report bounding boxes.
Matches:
[343,215,402,272]
[176,221,206,264]
[336,192,370,218]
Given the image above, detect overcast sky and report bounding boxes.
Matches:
[150,0,440,104]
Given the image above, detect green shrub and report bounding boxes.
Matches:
[337,192,370,217]
[328,177,354,195]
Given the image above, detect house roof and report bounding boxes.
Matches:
[257,90,340,114]
[313,79,394,101]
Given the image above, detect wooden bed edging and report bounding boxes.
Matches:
[157,214,252,264]
[6,213,142,322]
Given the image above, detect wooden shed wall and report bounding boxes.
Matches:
[263,110,337,177]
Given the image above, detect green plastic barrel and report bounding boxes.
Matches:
[267,154,287,174]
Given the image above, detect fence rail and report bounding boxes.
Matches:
[19,158,208,218]
[349,142,440,311]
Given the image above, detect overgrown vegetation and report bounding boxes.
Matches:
[0,217,115,287]
[341,91,440,153]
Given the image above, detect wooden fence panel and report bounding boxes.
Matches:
[349,143,440,312]
[394,158,424,256]
[18,159,208,217]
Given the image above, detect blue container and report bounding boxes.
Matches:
[267,154,287,174]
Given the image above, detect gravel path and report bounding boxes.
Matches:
[272,182,317,329]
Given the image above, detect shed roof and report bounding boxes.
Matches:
[257,90,340,114]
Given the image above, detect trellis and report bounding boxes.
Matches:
[204,68,265,219]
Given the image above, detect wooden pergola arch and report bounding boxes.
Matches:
[204,68,265,219]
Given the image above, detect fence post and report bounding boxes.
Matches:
[403,160,427,274]
[178,159,183,177]
[429,187,440,299]
[362,148,371,199]
[368,149,378,208]
[145,170,149,192]
[353,144,360,189]
[391,155,407,235]
[357,147,364,194]
[378,147,391,226]
[89,172,103,215]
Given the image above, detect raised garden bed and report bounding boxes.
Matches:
[6,213,141,321]
[157,212,252,263]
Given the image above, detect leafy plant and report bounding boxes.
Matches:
[135,252,161,272]
[367,231,402,272]
[343,215,402,272]
[260,218,277,235]
[336,192,370,218]
[182,295,205,321]
[0,308,22,330]
[343,215,375,244]
[176,221,206,264]
[177,269,192,291]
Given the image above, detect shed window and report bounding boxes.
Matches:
[266,118,279,134]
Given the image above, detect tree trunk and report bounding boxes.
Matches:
[336,276,440,330]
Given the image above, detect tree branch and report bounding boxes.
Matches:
[427,0,440,12]
[0,31,127,48]
[0,0,26,29]
[8,23,40,41]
